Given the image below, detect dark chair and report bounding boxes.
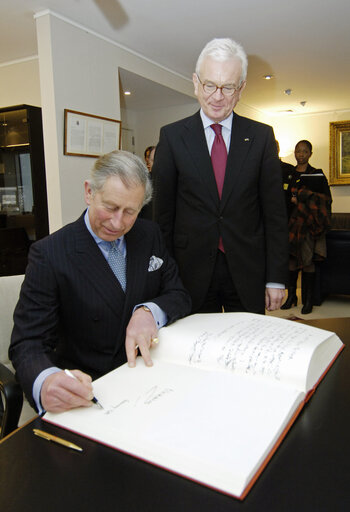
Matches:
[0,364,23,439]
[319,230,350,301]
[313,213,350,305]
[0,274,34,439]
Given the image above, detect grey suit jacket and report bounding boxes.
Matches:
[153,110,288,313]
[9,213,191,408]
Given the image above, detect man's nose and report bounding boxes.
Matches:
[110,210,124,228]
[213,87,225,99]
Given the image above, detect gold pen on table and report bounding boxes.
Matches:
[64,369,104,409]
[33,429,83,452]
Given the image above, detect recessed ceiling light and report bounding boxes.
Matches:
[124,91,131,96]
[263,74,274,80]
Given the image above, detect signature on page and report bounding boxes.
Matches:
[102,385,174,415]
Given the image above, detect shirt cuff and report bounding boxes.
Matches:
[33,367,61,414]
[134,302,168,328]
[266,282,285,289]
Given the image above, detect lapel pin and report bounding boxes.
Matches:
[244,138,250,142]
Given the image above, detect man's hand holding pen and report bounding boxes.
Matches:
[41,369,95,413]
[41,307,160,412]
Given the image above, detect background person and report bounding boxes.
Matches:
[9,150,191,413]
[153,38,288,315]
[144,145,156,172]
[276,139,295,216]
[147,146,156,172]
[139,146,156,219]
[281,140,332,314]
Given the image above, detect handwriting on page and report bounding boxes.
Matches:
[102,385,174,416]
[188,317,314,381]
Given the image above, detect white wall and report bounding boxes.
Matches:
[124,102,198,159]
[235,101,268,124]
[0,58,41,108]
[36,13,122,230]
[35,11,195,230]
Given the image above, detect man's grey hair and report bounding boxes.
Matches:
[89,150,152,207]
[195,38,248,86]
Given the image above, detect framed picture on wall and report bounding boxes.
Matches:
[329,120,350,185]
[64,109,121,157]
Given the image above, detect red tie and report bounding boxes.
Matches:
[210,123,227,198]
[210,124,227,252]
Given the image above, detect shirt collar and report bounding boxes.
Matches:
[200,109,234,131]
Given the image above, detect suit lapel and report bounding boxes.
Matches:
[181,111,220,205]
[179,111,255,210]
[69,215,126,319]
[124,221,150,307]
[221,113,254,211]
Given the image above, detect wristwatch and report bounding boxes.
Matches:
[142,305,151,313]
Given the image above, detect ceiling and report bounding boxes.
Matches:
[118,69,197,111]
[1,0,350,116]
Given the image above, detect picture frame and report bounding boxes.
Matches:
[64,109,121,157]
[329,120,350,185]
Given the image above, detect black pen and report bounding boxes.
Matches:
[64,369,104,409]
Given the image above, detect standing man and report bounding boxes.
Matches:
[153,38,288,314]
[10,150,191,413]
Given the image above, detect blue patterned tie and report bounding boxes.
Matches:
[108,240,126,291]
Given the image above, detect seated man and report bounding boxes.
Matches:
[9,150,191,414]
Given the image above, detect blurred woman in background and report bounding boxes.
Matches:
[144,145,156,172]
[281,140,332,314]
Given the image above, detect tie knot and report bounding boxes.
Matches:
[110,239,121,251]
[211,123,222,136]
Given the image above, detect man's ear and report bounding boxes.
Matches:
[192,73,199,97]
[237,80,247,100]
[84,181,93,205]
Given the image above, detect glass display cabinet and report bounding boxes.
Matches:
[0,105,49,276]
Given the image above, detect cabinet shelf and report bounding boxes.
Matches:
[0,104,49,276]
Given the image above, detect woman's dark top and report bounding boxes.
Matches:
[287,164,332,267]
[285,164,331,219]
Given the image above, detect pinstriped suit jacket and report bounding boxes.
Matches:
[9,213,191,408]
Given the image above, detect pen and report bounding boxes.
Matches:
[64,369,104,409]
[33,428,83,452]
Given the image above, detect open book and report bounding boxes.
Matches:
[44,313,344,500]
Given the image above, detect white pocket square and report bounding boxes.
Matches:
[148,255,163,271]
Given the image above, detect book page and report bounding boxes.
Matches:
[154,313,342,392]
[44,360,304,498]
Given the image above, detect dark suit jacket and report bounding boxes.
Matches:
[9,213,191,408]
[153,111,288,313]
[280,159,295,217]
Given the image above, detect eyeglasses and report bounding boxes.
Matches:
[196,74,241,97]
